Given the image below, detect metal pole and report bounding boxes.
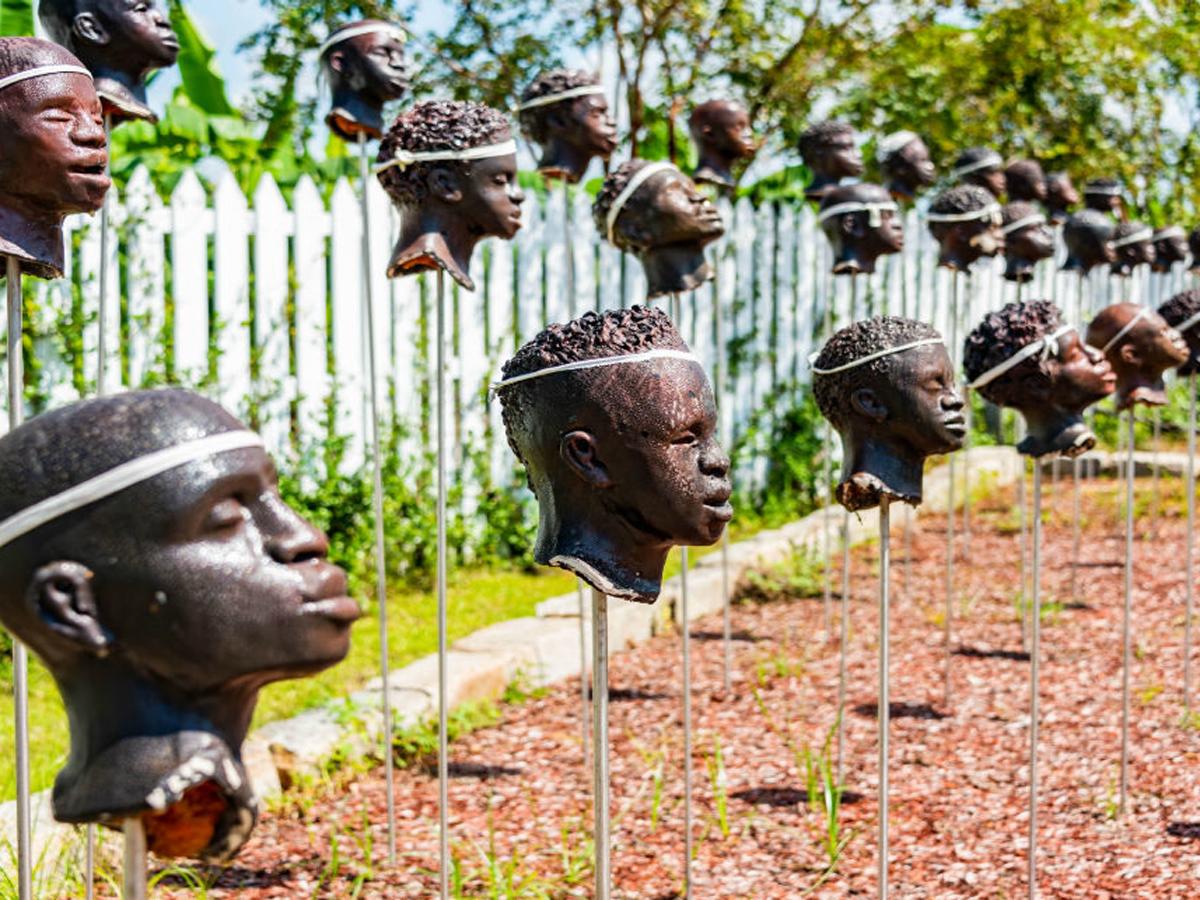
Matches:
[436,269,450,898]
[945,273,959,709]
[1071,454,1082,607]
[121,819,147,900]
[712,257,732,692]
[961,276,972,563]
[591,587,611,900]
[836,510,851,787]
[97,116,112,396]
[822,269,835,637]
[1187,376,1196,713]
[359,135,397,864]
[878,498,892,900]
[1120,410,1135,816]
[1150,411,1161,537]
[1028,461,1044,899]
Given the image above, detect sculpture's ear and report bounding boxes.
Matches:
[850,387,888,423]
[560,430,614,488]
[426,165,464,204]
[326,48,348,75]
[73,12,110,46]
[1118,341,1142,368]
[28,561,110,656]
[840,214,860,237]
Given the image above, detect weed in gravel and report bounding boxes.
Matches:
[1139,682,1164,705]
[737,547,825,605]
[707,735,730,838]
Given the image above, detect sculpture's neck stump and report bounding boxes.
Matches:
[387,209,478,291]
[832,249,877,276]
[327,89,386,142]
[1004,256,1038,283]
[836,434,926,512]
[806,175,839,202]
[93,70,155,124]
[1115,374,1168,410]
[1015,408,1095,458]
[537,140,595,184]
[640,244,713,299]
[0,203,65,279]
[693,156,735,193]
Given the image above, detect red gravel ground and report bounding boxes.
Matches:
[142,474,1200,898]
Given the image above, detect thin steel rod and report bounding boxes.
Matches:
[822,266,835,636]
[836,510,851,787]
[359,136,397,864]
[961,276,972,562]
[436,269,450,899]
[122,819,147,900]
[97,116,112,396]
[1186,376,1196,713]
[1071,455,1082,606]
[1120,410,1135,816]
[713,261,732,692]
[591,588,611,900]
[944,273,959,710]
[1017,451,1029,652]
[878,498,892,900]
[1029,462,1043,900]
[1151,411,1161,536]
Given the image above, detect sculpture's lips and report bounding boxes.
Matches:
[943,416,967,434]
[704,500,734,521]
[160,36,181,52]
[301,595,362,624]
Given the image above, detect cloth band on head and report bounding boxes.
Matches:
[876,130,918,163]
[1155,226,1186,240]
[0,431,264,552]
[1085,182,1122,196]
[968,325,1074,390]
[491,348,701,395]
[1001,213,1047,235]
[375,139,517,174]
[518,84,604,112]
[1100,306,1150,355]
[1173,309,1200,335]
[950,151,1002,179]
[1111,227,1154,249]
[809,338,944,376]
[318,22,406,59]
[817,200,898,228]
[606,162,675,245]
[926,202,1002,225]
[0,65,93,93]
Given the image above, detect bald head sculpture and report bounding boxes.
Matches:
[1062,210,1115,274]
[877,131,935,204]
[320,20,408,142]
[1151,227,1189,274]
[1005,159,1047,203]
[818,183,904,276]
[1086,302,1188,409]
[799,119,862,201]
[1001,201,1054,283]
[1044,172,1080,224]
[688,99,756,192]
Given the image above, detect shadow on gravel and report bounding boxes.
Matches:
[1167,822,1200,839]
[604,687,671,702]
[732,787,864,808]
[689,629,764,643]
[955,645,1031,662]
[421,761,524,780]
[853,701,948,720]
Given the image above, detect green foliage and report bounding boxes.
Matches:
[0,0,32,36]
[169,0,234,115]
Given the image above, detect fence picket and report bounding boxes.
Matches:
[171,170,210,384]
[293,175,330,465]
[252,174,290,453]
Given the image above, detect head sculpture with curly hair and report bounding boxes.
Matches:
[798,119,862,200]
[927,184,1004,271]
[517,68,615,183]
[0,37,109,279]
[1061,209,1115,274]
[818,183,904,276]
[377,99,524,291]
[688,98,756,192]
[951,146,1005,198]
[496,306,731,602]
[1083,177,1123,216]
[1005,159,1047,203]
[38,0,178,124]
[1158,290,1200,376]
[1086,302,1188,409]
[812,316,965,511]
[319,19,408,141]
[1001,201,1054,283]
[963,300,1114,457]
[1045,172,1080,224]
[877,131,935,204]
[1151,226,1189,274]
[592,159,725,298]
[1109,220,1156,277]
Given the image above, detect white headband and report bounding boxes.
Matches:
[318,23,406,59]
[518,84,605,112]
[968,325,1074,390]
[1154,226,1186,240]
[1001,212,1047,235]
[0,65,93,93]
[491,349,702,394]
[877,130,918,163]
[950,151,1002,179]
[926,202,1002,225]
[1172,308,1200,335]
[375,139,517,174]
[809,338,944,376]
[606,162,675,245]
[0,431,264,552]
[817,200,899,228]
[1111,227,1155,249]
[1085,183,1122,196]
[1100,307,1151,354]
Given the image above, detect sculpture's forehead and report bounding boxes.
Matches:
[591,360,711,417]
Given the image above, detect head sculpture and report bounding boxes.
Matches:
[1045,172,1080,224]
[798,119,862,201]
[0,37,109,279]
[1159,290,1200,376]
[812,316,965,511]
[1061,210,1115,274]
[1086,302,1188,409]
[593,159,724,298]
[1109,221,1156,277]
[950,147,1006,198]
[496,306,732,602]
[1151,227,1189,274]
[319,20,408,142]
[963,300,1115,458]
[518,68,616,184]
[927,184,1004,272]
[876,130,935,204]
[0,389,358,861]
[1190,227,1200,273]
[377,99,524,292]
[688,98,756,192]
[38,0,178,124]
[817,183,903,276]
[1001,201,1054,283]
[1083,178,1123,217]
[1005,159,1047,203]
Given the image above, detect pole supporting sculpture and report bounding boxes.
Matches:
[590,585,610,900]
[799,120,863,202]
[688,99,757,194]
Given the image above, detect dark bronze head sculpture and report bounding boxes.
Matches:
[319,20,408,142]
[1109,221,1156,277]
[1004,159,1047,203]
[1159,290,1200,377]
[518,68,616,184]
[496,306,732,603]
[1083,178,1123,217]
[1045,171,1080,224]
[0,37,109,279]
[1061,209,1116,274]
[377,99,524,292]
[876,130,936,204]
[950,147,1005,198]
[0,389,358,862]
[1151,226,1189,274]
[688,98,756,192]
[39,0,178,124]
[1086,302,1188,409]
[1001,201,1054,283]
[812,316,965,512]
[817,183,903,276]
[799,119,862,201]
[963,300,1115,458]
[593,159,724,298]
[927,184,1004,272]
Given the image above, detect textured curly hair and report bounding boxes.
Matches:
[1084,177,1121,197]
[953,147,1000,174]
[962,300,1062,407]
[377,100,512,206]
[518,69,600,146]
[812,316,942,432]
[1158,290,1200,375]
[1001,200,1041,230]
[798,120,854,167]
[926,184,995,241]
[1112,221,1150,246]
[592,159,665,251]
[1063,210,1114,261]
